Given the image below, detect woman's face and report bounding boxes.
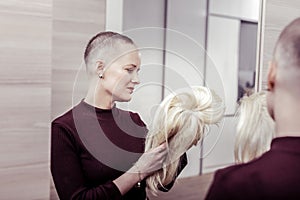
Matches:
[101,48,141,102]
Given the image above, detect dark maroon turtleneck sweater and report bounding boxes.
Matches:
[51,100,149,200]
[51,100,187,200]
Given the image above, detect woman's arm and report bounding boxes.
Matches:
[113,143,167,195]
[51,123,123,200]
[51,123,167,199]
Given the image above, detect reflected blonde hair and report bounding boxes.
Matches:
[145,86,224,194]
[235,92,275,163]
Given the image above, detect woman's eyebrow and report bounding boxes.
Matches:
[124,64,140,70]
[123,64,135,67]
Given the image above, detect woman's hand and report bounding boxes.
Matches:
[133,143,168,179]
[113,143,167,195]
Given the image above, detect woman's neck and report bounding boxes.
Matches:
[85,88,115,109]
[275,97,300,138]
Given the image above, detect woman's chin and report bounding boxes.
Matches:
[116,96,132,102]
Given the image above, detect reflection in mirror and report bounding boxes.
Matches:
[238,21,258,99]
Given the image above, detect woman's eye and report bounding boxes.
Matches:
[126,68,134,72]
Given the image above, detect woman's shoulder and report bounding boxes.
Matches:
[52,108,74,127]
[130,112,146,127]
[52,101,86,127]
[116,108,146,127]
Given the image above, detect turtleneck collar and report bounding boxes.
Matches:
[81,99,116,114]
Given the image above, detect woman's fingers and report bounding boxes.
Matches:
[136,143,168,176]
[151,142,167,153]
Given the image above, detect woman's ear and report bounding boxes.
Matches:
[96,60,105,75]
[267,61,277,91]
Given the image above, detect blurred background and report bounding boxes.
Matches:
[0,0,299,199]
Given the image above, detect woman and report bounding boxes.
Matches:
[51,32,171,200]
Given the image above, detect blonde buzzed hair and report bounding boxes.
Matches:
[84,31,135,74]
[145,86,225,194]
[234,92,275,163]
[273,18,300,97]
[274,17,300,70]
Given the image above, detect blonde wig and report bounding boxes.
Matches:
[145,86,224,194]
[234,92,275,163]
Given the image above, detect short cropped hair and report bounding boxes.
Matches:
[84,31,135,73]
[274,18,300,70]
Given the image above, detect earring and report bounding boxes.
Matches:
[99,74,103,79]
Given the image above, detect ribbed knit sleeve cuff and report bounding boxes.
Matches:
[107,181,122,200]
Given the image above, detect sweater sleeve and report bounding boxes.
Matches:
[158,152,188,192]
[50,122,122,200]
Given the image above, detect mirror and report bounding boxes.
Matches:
[206,0,261,115]
[106,0,262,176]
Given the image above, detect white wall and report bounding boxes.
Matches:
[120,0,166,125]
[210,0,260,22]
[165,0,207,177]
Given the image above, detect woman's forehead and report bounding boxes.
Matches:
[108,49,141,68]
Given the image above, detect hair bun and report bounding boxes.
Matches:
[145,86,225,194]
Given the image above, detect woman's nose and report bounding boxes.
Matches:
[131,73,140,84]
